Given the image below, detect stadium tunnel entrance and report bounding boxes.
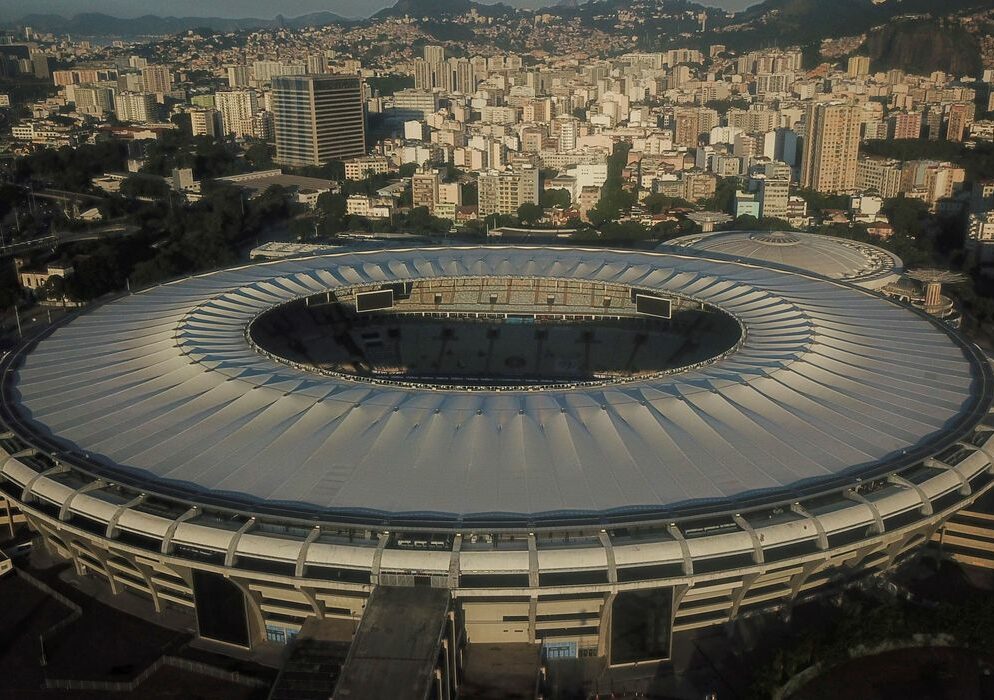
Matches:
[249,276,743,388]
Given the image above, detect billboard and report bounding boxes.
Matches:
[635,294,672,319]
[356,289,395,313]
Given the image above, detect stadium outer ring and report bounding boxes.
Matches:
[1,245,993,653]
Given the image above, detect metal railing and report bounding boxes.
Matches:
[42,655,270,691]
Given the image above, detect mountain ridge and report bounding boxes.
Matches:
[6,11,350,37]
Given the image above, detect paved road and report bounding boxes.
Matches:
[0,223,139,256]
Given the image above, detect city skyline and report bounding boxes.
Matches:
[0,0,760,22]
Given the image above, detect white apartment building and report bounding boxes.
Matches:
[478,166,540,217]
[114,91,156,123]
[215,90,261,138]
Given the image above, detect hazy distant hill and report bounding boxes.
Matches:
[863,18,983,76]
[5,0,991,78]
[372,0,514,20]
[726,0,991,47]
[8,11,348,37]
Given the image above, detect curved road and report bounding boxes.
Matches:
[0,224,140,257]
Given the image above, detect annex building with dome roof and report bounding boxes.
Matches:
[664,229,904,290]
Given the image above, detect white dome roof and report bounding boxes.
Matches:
[664,230,903,289]
[11,246,980,525]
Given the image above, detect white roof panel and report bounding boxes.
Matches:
[11,246,984,523]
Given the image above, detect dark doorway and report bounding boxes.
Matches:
[610,588,673,665]
[192,569,250,647]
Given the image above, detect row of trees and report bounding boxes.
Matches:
[32,183,295,303]
[748,583,994,699]
[586,142,636,226]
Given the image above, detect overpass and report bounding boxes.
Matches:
[0,224,139,257]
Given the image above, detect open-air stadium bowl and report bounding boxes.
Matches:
[1,246,992,651]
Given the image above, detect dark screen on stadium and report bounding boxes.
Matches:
[355,289,395,313]
[636,294,672,319]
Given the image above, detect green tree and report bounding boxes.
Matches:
[244,142,275,170]
[0,262,21,310]
[589,142,635,225]
[883,195,929,238]
[316,192,348,232]
[516,202,544,225]
[120,175,170,200]
[643,193,691,215]
[540,188,571,209]
[796,188,850,216]
[600,220,650,241]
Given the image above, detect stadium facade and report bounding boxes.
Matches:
[1,246,992,664]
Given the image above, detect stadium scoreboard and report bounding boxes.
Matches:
[635,293,672,319]
[355,289,395,313]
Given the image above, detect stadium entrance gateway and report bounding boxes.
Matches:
[191,570,251,648]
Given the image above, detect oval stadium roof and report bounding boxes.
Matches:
[9,246,986,525]
[663,230,903,289]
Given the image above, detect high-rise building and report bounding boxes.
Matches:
[925,105,945,140]
[391,89,439,120]
[900,159,966,209]
[344,155,393,180]
[141,64,172,94]
[114,92,156,123]
[273,75,366,167]
[674,107,719,148]
[411,169,440,213]
[447,58,476,94]
[66,85,114,116]
[764,128,799,166]
[967,211,994,260]
[215,90,260,138]
[29,51,49,80]
[847,56,871,78]
[253,110,275,142]
[118,73,143,93]
[681,170,718,203]
[889,111,922,140]
[189,107,220,138]
[755,174,790,220]
[423,45,445,64]
[227,65,250,88]
[555,117,579,152]
[856,157,903,198]
[728,107,777,134]
[478,166,539,217]
[946,103,973,143]
[972,180,994,213]
[307,54,328,75]
[413,59,434,91]
[800,101,861,194]
[755,72,793,98]
[253,61,305,84]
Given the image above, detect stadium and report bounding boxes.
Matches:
[1,245,992,671]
